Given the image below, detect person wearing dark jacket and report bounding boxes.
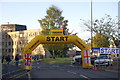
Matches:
[15,54,20,66]
[2,55,5,63]
[5,55,11,64]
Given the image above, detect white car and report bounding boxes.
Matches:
[94,55,113,66]
[71,55,82,64]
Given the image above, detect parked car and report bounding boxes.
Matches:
[71,55,82,65]
[94,55,113,66]
[71,55,97,65]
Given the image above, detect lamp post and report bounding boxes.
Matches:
[91,0,93,50]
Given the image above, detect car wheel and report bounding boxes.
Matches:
[107,62,110,66]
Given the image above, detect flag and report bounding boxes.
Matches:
[84,50,91,63]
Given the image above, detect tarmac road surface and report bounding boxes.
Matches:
[30,62,119,80]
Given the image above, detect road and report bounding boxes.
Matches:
[2,61,119,80]
[30,62,119,79]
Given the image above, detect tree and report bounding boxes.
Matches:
[114,39,120,48]
[38,5,74,58]
[92,33,110,47]
[38,5,68,35]
[80,14,119,47]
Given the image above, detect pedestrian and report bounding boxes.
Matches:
[2,55,5,63]
[33,55,37,61]
[15,54,20,66]
[5,55,11,64]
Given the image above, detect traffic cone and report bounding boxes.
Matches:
[92,65,98,70]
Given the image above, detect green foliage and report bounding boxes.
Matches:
[92,33,110,47]
[38,5,74,57]
[114,39,120,48]
[38,5,68,33]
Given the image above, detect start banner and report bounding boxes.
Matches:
[100,48,120,54]
[92,47,120,54]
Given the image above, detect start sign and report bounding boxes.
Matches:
[46,36,68,41]
[100,48,120,54]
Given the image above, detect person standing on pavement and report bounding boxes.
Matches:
[15,54,20,66]
[5,55,11,64]
[2,55,5,63]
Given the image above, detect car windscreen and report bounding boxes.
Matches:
[97,56,108,59]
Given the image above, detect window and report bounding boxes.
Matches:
[20,34,24,37]
[6,42,7,47]
[8,49,11,52]
[6,49,7,53]
[8,35,11,38]
[6,35,7,38]
[2,49,4,52]
[2,35,4,39]
[2,42,4,46]
[8,42,11,45]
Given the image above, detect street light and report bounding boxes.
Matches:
[91,0,93,50]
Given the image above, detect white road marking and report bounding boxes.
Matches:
[15,72,27,78]
[80,75,89,79]
[2,69,21,76]
[69,65,74,67]
[9,71,27,78]
[27,72,31,80]
[67,71,77,74]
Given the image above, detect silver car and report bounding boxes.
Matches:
[94,55,113,66]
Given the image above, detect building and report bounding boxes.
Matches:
[1,24,27,32]
[0,24,51,58]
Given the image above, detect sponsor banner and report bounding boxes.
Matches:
[92,47,120,54]
[92,48,100,53]
[100,48,120,54]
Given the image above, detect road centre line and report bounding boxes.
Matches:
[80,75,89,79]
[67,71,77,74]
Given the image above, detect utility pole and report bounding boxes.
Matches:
[91,0,93,50]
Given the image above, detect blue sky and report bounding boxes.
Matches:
[0,1,119,40]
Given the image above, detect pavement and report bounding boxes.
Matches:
[2,62,28,80]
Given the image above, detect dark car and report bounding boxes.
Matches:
[90,55,97,65]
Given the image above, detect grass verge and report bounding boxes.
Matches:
[40,58,72,64]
